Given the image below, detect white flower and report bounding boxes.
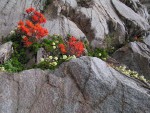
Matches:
[40,58,44,62]
[49,56,53,60]
[139,76,146,82]
[133,74,138,78]
[98,53,102,57]
[0,67,5,71]
[52,62,57,66]
[72,55,76,59]
[10,30,15,35]
[62,55,67,60]
[54,57,58,60]
[53,46,56,49]
[52,42,56,46]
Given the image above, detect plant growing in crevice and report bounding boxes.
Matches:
[36,34,85,70]
[84,40,108,60]
[0,7,49,72]
[113,65,149,83]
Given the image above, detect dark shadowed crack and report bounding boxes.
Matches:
[77,0,93,8]
[121,83,126,113]
[65,57,92,101]
[10,74,20,113]
[111,0,147,39]
[28,70,48,113]
[16,79,20,113]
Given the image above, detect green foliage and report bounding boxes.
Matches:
[29,43,41,54]
[88,48,108,60]
[35,34,77,70]
[84,41,108,60]
[104,35,121,55]
[1,31,29,72]
[0,58,24,72]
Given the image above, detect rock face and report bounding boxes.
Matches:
[0,57,149,113]
[141,0,150,21]
[0,42,13,64]
[112,42,150,80]
[0,1,150,113]
[0,0,150,47]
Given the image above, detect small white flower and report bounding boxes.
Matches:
[10,30,15,35]
[53,46,56,49]
[62,55,67,60]
[52,62,57,66]
[52,42,56,46]
[72,55,76,59]
[98,53,102,57]
[134,74,138,78]
[49,56,53,60]
[54,57,58,60]
[40,58,44,62]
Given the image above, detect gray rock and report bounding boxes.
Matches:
[140,0,150,22]
[0,0,150,48]
[0,42,13,64]
[36,48,46,64]
[112,42,150,80]
[112,0,149,33]
[0,72,18,113]
[144,35,150,46]
[44,16,86,39]
[0,57,149,113]
[120,0,149,21]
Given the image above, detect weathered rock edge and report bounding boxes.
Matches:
[0,56,149,113]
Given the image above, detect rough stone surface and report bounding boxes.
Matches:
[144,35,150,46]
[140,0,150,22]
[112,42,150,80]
[112,0,149,30]
[0,57,149,113]
[36,48,46,64]
[0,42,13,64]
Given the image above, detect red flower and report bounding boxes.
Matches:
[25,20,34,28]
[58,44,67,54]
[69,36,77,42]
[32,15,39,22]
[18,20,24,26]
[59,44,65,48]
[20,25,30,34]
[26,7,35,13]
[24,41,33,47]
[68,36,84,57]
[17,7,48,47]
[34,11,41,16]
[22,36,29,42]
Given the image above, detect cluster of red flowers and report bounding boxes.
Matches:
[58,44,67,54]
[68,36,84,57]
[58,36,84,57]
[17,7,48,47]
